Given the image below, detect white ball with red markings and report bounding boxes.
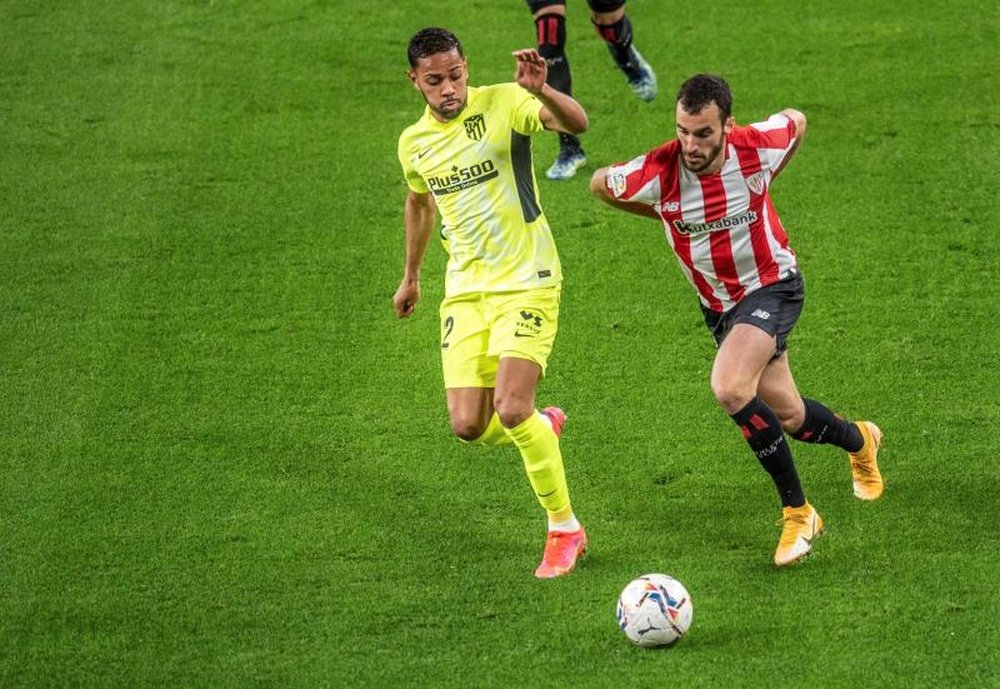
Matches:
[616,573,693,647]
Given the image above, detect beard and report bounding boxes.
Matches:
[433,97,466,121]
[682,138,726,173]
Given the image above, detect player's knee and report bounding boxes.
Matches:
[494,395,532,429]
[711,380,754,415]
[449,414,488,442]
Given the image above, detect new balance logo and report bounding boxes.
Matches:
[751,309,771,320]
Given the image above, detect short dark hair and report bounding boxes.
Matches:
[407,27,464,67]
[676,74,733,122]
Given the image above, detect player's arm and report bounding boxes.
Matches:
[771,108,807,178]
[588,166,660,219]
[512,48,588,134]
[393,190,436,319]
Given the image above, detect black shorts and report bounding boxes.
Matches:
[526,0,625,14]
[701,272,805,355]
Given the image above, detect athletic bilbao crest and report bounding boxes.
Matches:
[464,114,486,140]
[745,172,765,196]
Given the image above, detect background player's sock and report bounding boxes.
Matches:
[593,14,637,75]
[558,132,583,154]
[505,410,571,514]
[731,397,805,508]
[791,398,864,452]
[535,13,571,93]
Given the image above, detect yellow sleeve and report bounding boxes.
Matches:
[509,84,545,136]
[397,132,429,194]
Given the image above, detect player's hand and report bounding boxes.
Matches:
[393,277,420,319]
[512,48,547,95]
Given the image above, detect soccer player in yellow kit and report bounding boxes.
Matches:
[393,28,590,578]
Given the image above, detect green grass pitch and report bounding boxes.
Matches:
[2,1,998,686]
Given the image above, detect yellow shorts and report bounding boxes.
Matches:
[439,286,561,389]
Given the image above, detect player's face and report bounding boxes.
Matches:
[675,102,734,175]
[409,50,469,122]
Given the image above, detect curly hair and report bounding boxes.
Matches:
[676,74,733,122]
[407,27,464,67]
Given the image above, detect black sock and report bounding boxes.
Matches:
[535,13,581,152]
[558,132,582,152]
[791,398,864,452]
[592,14,636,74]
[731,397,805,508]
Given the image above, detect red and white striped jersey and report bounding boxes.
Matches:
[605,113,800,313]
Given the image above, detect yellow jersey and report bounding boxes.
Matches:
[398,83,562,297]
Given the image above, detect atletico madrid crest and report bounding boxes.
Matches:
[464,114,485,140]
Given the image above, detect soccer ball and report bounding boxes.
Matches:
[616,573,693,647]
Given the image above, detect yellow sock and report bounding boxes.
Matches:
[464,413,512,447]
[505,410,571,514]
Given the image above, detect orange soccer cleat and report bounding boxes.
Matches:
[774,503,823,567]
[849,421,884,500]
[534,527,588,579]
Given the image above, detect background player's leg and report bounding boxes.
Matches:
[588,1,657,101]
[528,1,587,180]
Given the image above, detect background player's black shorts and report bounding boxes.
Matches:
[701,272,805,356]
[526,0,626,13]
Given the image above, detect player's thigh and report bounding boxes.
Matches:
[440,293,498,390]
[710,323,776,409]
[487,287,561,381]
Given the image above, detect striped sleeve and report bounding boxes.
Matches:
[605,152,661,205]
[747,113,798,175]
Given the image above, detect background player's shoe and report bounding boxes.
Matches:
[849,421,884,500]
[774,503,823,567]
[539,406,566,438]
[546,147,587,180]
[615,46,657,102]
[535,527,587,578]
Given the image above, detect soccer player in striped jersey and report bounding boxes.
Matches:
[589,74,884,567]
[527,0,657,180]
[393,28,589,578]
